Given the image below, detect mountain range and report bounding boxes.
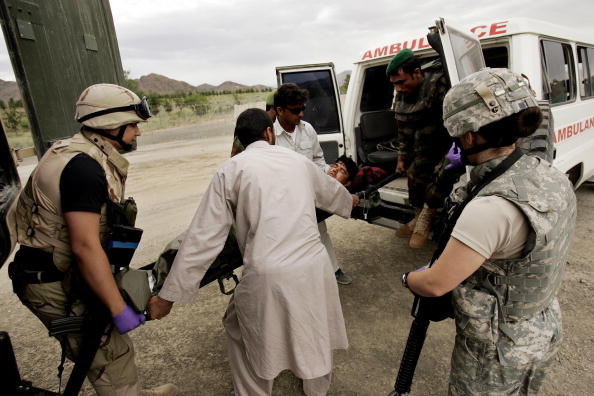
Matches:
[0,70,351,102]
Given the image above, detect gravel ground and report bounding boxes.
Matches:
[1,124,592,395]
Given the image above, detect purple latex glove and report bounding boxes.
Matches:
[413,264,429,272]
[113,305,146,334]
[444,143,463,170]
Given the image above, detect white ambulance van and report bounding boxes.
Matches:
[276,17,594,229]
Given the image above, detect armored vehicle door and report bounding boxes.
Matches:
[276,63,345,164]
[0,121,19,267]
[0,0,125,157]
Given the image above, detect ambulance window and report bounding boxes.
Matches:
[360,65,394,112]
[282,70,340,135]
[541,40,576,104]
[483,46,508,68]
[577,46,594,98]
[448,25,485,80]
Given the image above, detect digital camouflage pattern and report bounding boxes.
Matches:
[517,100,555,163]
[448,153,576,395]
[393,70,452,208]
[443,68,539,138]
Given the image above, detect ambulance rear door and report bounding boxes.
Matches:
[373,18,486,229]
[276,63,345,164]
[430,17,486,85]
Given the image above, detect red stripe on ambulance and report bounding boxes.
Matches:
[362,21,509,60]
[554,116,594,143]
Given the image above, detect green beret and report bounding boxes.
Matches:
[386,48,414,77]
[266,90,276,106]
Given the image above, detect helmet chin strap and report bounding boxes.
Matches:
[82,125,135,152]
[456,140,493,166]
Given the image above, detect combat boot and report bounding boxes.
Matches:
[141,383,178,396]
[395,208,420,238]
[409,205,436,249]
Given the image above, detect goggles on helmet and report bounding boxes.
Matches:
[77,96,152,123]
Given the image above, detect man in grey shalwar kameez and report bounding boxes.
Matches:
[148,108,358,396]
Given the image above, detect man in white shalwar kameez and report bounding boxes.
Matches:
[273,82,353,285]
[148,109,358,396]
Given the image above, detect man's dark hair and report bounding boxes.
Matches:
[235,108,273,148]
[400,56,421,75]
[477,107,543,148]
[275,83,309,108]
[336,155,359,181]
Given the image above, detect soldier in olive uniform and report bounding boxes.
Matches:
[387,49,452,248]
[402,68,576,395]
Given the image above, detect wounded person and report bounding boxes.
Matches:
[148,154,359,297]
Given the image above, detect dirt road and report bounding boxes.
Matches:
[1,127,592,395]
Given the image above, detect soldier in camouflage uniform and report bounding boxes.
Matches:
[402,68,576,395]
[387,49,452,248]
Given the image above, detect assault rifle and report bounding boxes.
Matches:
[48,303,110,396]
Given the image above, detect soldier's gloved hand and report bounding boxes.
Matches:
[444,143,463,170]
[113,305,146,334]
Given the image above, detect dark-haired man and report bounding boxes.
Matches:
[230,90,277,157]
[149,108,359,396]
[274,83,353,284]
[387,49,452,248]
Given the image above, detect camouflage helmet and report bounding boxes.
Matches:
[75,83,151,129]
[443,68,538,137]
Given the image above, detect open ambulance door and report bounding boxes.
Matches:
[429,17,486,86]
[276,63,345,164]
[370,18,487,229]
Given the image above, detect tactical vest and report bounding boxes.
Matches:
[453,154,576,324]
[15,131,129,272]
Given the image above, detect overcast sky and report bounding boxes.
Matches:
[1,0,593,86]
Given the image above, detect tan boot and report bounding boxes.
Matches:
[409,205,436,249]
[395,209,420,238]
[141,384,179,396]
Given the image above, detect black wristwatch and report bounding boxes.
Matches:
[401,272,410,289]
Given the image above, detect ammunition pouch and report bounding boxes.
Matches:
[107,225,143,269]
[104,197,148,312]
[106,197,137,228]
[106,197,141,268]
[115,267,152,313]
